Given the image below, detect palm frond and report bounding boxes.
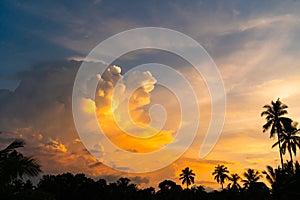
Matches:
[0,139,25,156]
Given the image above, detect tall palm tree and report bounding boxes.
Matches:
[261,98,292,168]
[0,139,41,184]
[227,173,241,191]
[242,168,262,189]
[212,164,229,189]
[179,167,195,189]
[272,123,300,163]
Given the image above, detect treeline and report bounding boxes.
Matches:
[0,163,300,200]
[0,140,300,200]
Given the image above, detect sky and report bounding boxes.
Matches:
[1,0,300,190]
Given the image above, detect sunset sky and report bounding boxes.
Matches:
[1,0,300,190]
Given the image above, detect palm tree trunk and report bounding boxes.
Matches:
[288,147,293,164]
[277,132,284,168]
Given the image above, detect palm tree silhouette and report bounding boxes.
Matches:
[263,166,279,186]
[212,164,229,190]
[0,139,41,184]
[261,98,292,168]
[272,122,300,163]
[179,167,195,189]
[242,168,261,189]
[262,165,285,198]
[227,173,241,191]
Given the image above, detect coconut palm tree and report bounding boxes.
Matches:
[227,173,241,191]
[263,166,278,186]
[0,139,41,184]
[272,122,300,164]
[179,167,195,189]
[212,164,229,189]
[242,168,262,189]
[262,165,284,198]
[261,98,292,168]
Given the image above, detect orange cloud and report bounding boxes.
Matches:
[45,139,68,153]
[84,66,177,153]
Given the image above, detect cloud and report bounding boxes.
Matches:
[88,161,102,168]
[0,61,99,174]
[46,139,68,153]
[0,61,183,188]
[73,138,81,143]
[68,56,107,65]
[238,14,297,32]
[130,176,150,185]
[91,65,174,153]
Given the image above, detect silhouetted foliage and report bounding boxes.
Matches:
[212,164,229,189]
[0,140,41,184]
[2,162,300,199]
[242,168,262,189]
[157,180,182,200]
[227,173,241,192]
[261,98,292,168]
[262,161,300,199]
[179,167,195,189]
[272,121,300,164]
[0,139,42,199]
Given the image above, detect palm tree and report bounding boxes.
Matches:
[0,139,24,156]
[263,166,278,186]
[212,164,229,189]
[261,98,292,168]
[0,139,41,184]
[242,168,262,189]
[262,165,284,198]
[227,173,241,191]
[179,167,195,189]
[272,122,300,163]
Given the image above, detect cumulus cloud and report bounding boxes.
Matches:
[91,65,174,153]
[0,61,177,187]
